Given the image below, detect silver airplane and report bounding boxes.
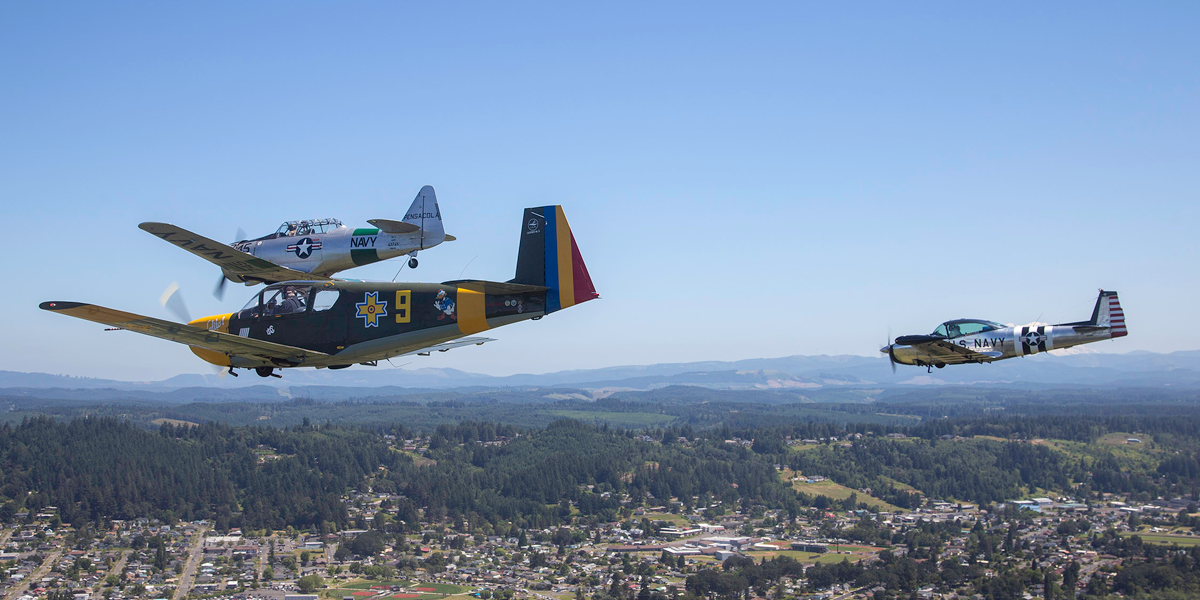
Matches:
[882,290,1128,372]
[139,185,455,297]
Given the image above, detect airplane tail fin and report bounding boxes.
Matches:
[511,206,599,314]
[402,185,446,248]
[1092,290,1127,337]
[1067,290,1127,338]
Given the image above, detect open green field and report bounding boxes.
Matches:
[1028,433,1162,474]
[334,580,466,594]
[782,469,905,512]
[1120,532,1200,547]
[750,549,871,564]
[878,476,919,494]
[644,512,690,526]
[546,410,676,427]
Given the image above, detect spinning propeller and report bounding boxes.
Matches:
[213,227,247,300]
[160,282,234,378]
[885,327,897,374]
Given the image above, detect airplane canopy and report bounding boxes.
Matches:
[274,218,344,237]
[932,319,1006,339]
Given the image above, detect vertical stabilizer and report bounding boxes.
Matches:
[402,185,446,248]
[512,206,598,313]
[1095,290,1127,337]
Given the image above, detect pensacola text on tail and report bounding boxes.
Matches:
[511,206,599,313]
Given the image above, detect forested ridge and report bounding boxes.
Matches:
[0,416,400,530]
[3,412,1200,533]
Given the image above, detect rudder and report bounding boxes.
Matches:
[403,185,446,248]
[511,206,598,313]
[1097,290,1127,337]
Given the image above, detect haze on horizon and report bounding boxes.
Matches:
[3,3,1197,381]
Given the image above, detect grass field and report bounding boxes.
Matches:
[781,469,905,512]
[750,549,870,564]
[337,580,467,592]
[151,418,199,427]
[877,476,919,493]
[1028,433,1162,475]
[1120,532,1200,547]
[644,512,690,526]
[546,410,675,427]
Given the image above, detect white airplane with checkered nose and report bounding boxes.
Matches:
[881,290,1128,373]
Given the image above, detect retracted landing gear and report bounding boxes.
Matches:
[256,366,281,378]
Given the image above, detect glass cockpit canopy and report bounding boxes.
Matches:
[274,218,344,237]
[931,319,1007,339]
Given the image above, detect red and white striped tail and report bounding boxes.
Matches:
[1103,291,1127,338]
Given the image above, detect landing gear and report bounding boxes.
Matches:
[408,257,419,269]
[935,363,945,369]
[255,366,281,378]
[227,368,238,378]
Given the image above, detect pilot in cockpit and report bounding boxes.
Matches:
[280,288,305,314]
[947,323,961,338]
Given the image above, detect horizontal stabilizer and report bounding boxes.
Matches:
[443,279,549,295]
[368,219,420,234]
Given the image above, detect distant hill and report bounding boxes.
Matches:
[2,349,1199,403]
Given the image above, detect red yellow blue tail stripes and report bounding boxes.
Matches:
[513,206,598,313]
[542,206,598,313]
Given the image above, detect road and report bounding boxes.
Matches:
[830,586,867,600]
[103,550,132,588]
[0,527,13,547]
[173,527,209,600]
[256,538,268,582]
[4,548,64,600]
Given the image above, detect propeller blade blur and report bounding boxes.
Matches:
[160,282,192,323]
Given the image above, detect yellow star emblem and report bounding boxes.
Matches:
[355,291,388,328]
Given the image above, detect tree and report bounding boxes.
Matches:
[297,574,324,593]
[347,531,387,557]
[425,552,446,572]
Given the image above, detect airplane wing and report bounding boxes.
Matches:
[910,339,1002,364]
[399,337,496,357]
[39,301,328,366]
[138,222,331,284]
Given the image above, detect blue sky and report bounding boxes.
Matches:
[3,3,1197,380]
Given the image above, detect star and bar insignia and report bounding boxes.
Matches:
[286,237,322,258]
